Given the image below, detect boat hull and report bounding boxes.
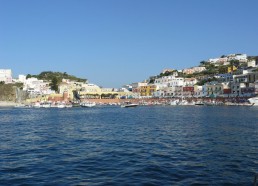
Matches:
[248,97,258,106]
[121,104,138,108]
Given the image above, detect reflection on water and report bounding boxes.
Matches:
[0,106,258,185]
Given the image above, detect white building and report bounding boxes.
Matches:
[162,86,177,97]
[208,58,220,63]
[18,75,26,83]
[23,77,52,95]
[153,76,185,97]
[154,76,174,89]
[0,69,12,83]
[247,60,257,67]
[194,85,205,97]
[82,83,101,92]
[234,54,247,62]
[167,77,184,87]
[184,78,197,86]
[227,54,248,63]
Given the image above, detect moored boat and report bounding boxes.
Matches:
[248,97,258,106]
[121,101,138,108]
[80,102,96,107]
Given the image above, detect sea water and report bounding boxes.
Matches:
[1,106,258,185]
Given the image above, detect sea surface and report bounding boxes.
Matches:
[0,106,258,185]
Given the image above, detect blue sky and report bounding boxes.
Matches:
[0,0,258,87]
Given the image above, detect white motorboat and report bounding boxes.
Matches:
[247,97,258,106]
[170,100,179,106]
[33,102,41,108]
[195,101,205,106]
[57,104,65,108]
[121,101,138,108]
[80,102,96,107]
[42,103,51,108]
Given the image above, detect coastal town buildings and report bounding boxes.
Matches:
[1,53,258,102]
[206,82,223,97]
[182,67,206,74]
[248,60,257,67]
[23,77,54,95]
[136,84,156,97]
[18,75,26,83]
[193,85,205,97]
[215,73,233,82]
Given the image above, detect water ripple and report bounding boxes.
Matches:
[0,106,258,185]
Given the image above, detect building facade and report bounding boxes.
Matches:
[0,69,12,83]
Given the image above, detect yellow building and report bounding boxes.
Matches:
[228,66,237,73]
[58,82,77,99]
[139,85,156,97]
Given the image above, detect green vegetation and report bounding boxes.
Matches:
[195,77,218,86]
[50,77,59,92]
[199,60,209,66]
[157,70,177,78]
[148,55,254,86]
[148,78,155,84]
[253,67,258,72]
[26,71,87,86]
[229,60,240,67]
[101,93,118,99]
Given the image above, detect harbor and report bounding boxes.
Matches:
[2,96,256,108]
[1,0,258,185]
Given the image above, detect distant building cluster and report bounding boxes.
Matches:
[207,54,248,66]
[0,70,136,102]
[123,53,258,98]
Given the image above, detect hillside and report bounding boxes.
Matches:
[27,71,87,83]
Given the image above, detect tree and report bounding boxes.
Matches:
[50,77,59,92]
[200,60,208,66]
[229,60,240,67]
[149,78,155,84]
[26,74,32,79]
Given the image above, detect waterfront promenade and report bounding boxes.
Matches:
[0,97,252,107]
[80,97,250,105]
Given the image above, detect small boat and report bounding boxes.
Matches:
[170,100,179,106]
[14,104,32,108]
[57,103,65,108]
[80,102,96,108]
[33,102,41,108]
[248,97,258,106]
[195,101,204,106]
[41,103,51,108]
[121,101,138,108]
